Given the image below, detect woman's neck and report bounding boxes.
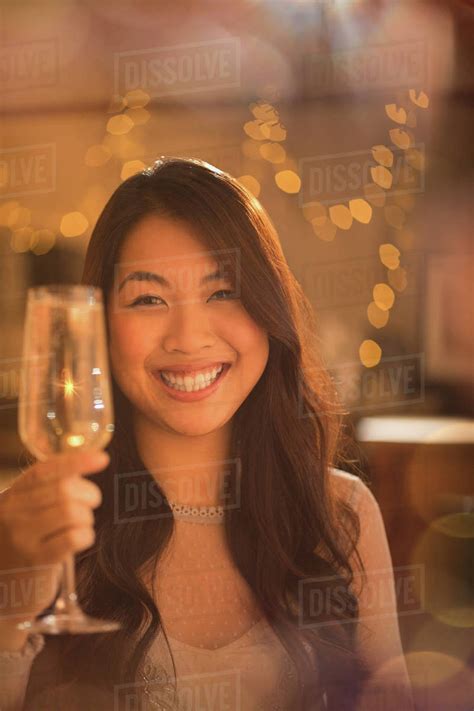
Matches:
[133,412,234,507]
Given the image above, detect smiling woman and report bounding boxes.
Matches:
[1,157,414,711]
[107,212,270,441]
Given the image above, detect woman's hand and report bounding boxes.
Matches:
[0,450,109,647]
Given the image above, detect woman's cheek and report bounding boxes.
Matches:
[226,312,268,355]
[108,316,151,378]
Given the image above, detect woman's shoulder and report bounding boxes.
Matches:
[329,466,360,485]
[328,466,374,511]
[329,465,360,496]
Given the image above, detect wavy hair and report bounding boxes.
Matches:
[25,157,369,710]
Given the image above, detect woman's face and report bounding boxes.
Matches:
[107,213,270,436]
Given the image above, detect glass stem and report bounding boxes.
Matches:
[53,554,79,615]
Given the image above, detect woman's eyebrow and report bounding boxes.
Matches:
[118,268,227,292]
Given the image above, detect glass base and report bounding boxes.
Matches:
[17,612,121,635]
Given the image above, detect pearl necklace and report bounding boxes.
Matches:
[166,500,225,524]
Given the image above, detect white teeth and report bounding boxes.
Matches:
[160,364,225,392]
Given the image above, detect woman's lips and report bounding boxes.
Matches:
[152,363,231,402]
[156,361,227,375]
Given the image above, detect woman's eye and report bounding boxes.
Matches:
[127,290,235,308]
[128,295,163,307]
[209,289,235,301]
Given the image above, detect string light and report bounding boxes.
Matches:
[121,160,147,181]
[328,204,352,230]
[84,144,112,167]
[239,85,429,368]
[349,198,372,224]
[371,144,394,168]
[274,170,301,194]
[359,339,382,368]
[8,78,429,378]
[379,244,401,270]
[60,212,89,238]
[385,103,407,124]
[106,114,134,136]
[236,175,261,198]
[373,283,395,311]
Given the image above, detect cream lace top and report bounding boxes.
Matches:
[136,615,315,710]
[0,469,415,711]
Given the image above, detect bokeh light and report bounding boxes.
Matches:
[379,243,401,269]
[120,160,147,181]
[349,198,372,224]
[107,95,127,113]
[106,114,134,135]
[405,147,426,172]
[431,513,474,540]
[371,165,392,190]
[329,204,352,230]
[10,227,33,253]
[125,107,151,126]
[409,524,473,629]
[102,134,146,160]
[363,182,386,207]
[31,228,56,255]
[241,139,262,160]
[7,206,31,229]
[373,283,395,310]
[237,175,261,198]
[409,89,430,108]
[359,339,382,367]
[372,144,394,167]
[243,120,267,141]
[312,219,337,242]
[250,101,279,123]
[389,128,412,150]
[388,266,408,291]
[261,121,286,142]
[302,201,327,225]
[0,200,20,225]
[385,103,407,124]
[259,142,286,164]
[124,88,150,109]
[367,301,390,329]
[84,144,112,167]
[275,170,300,194]
[60,211,89,237]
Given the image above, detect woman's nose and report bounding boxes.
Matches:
[161,301,215,353]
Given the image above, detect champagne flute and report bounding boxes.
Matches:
[17,284,120,634]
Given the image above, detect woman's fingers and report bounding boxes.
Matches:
[11,476,103,512]
[9,501,95,555]
[0,451,108,572]
[0,451,108,622]
[39,526,97,564]
[14,450,110,492]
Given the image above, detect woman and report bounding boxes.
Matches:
[0,157,414,710]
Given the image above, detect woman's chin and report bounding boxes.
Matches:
[160,418,228,438]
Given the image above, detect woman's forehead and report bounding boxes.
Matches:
[118,213,204,260]
[109,214,237,304]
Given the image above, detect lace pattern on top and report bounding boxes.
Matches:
[140,616,328,710]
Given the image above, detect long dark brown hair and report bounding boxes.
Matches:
[25,157,369,710]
